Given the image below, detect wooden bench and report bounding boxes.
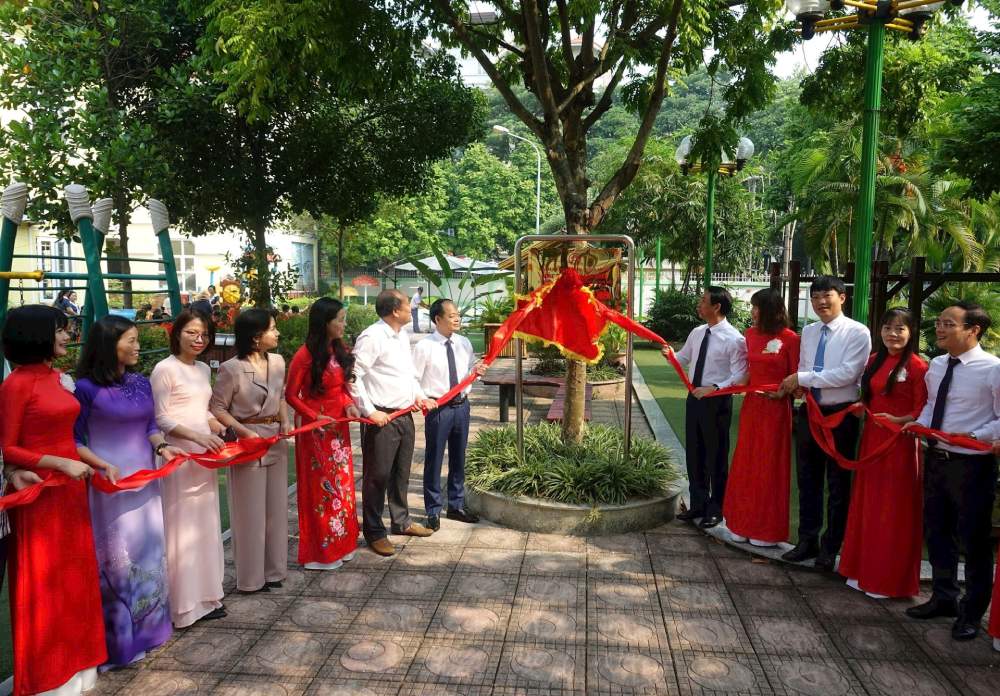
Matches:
[545,383,592,422]
[480,368,563,422]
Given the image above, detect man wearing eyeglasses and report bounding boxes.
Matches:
[903,302,1000,642]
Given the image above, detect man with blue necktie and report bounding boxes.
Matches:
[779,276,871,570]
[413,299,485,531]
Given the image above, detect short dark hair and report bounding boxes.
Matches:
[810,275,847,296]
[234,308,274,359]
[281,304,290,312]
[291,306,300,314]
[76,315,137,386]
[169,309,215,356]
[429,298,454,325]
[705,286,733,316]
[1,304,68,365]
[375,289,405,318]
[750,288,789,335]
[953,301,993,340]
[207,284,216,292]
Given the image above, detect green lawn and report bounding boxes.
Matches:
[633,346,802,544]
[0,454,298,681]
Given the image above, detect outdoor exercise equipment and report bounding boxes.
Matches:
[0,181,183,369]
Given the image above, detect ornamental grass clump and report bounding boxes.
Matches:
[466,423,678,506]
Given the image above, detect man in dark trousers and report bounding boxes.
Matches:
[779,276,871,570]
[412,299,485,531]
[353,289,438,557]
[662,287,747,529]
[904,302,1000,641]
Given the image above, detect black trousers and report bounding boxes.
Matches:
[795,402,858,557]
[360,411,415,542]
[685,393,732,517]
[924,450,998,620]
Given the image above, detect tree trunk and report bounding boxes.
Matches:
[337,224,346,299]
[830,229,840,276]
[252,222,271,307]
[113,191,134,309]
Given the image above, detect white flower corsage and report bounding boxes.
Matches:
[896,367,907,383]
[763,338,783,354]
[59,372,76,393]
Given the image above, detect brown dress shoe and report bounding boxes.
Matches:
[395,523,434,537]
[369,538,396,556]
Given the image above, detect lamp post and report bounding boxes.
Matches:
[674,135,755,290]
[494,125,541,234]
[786,0,959,326]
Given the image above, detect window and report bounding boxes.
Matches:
[292,241,315,291]
[37,237,72,301]
[166,239,197,292]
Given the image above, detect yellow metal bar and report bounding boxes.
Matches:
[816,15,860,27]
[814,21,859,33]
[842,0,878,10]
[0,270,44,280]
[885,22,913,32]
[894,0,940,10]
[890,16,914,28]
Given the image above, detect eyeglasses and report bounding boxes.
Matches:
[934,320,969,329]
[183,330,209,341]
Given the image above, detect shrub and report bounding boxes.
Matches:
[275,314,308,364]
[644,289,700,343]
[466,423,679,506]
[345,303,378,343]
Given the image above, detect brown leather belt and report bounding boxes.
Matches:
[240,415,280,425]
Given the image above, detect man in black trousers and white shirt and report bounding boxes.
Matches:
[904,301,1000,641]
[779,276,871,571]
[662,287,747,529]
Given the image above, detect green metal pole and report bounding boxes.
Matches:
[0,185,27,360]
[852,22,885,327]
[638,253,645,317]
[655,237,662,295]
[77,217,109,326]
[704,168,717,290]
[149,199,183,319]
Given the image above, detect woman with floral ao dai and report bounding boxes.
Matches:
[74,316,181,668]
[723,289,800,546]
[285,298,361,569]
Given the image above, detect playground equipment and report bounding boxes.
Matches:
[0,181,184,367]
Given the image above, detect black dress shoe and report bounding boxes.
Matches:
[952,618,979,641]
[905,598,959,620]
[446,508,480,524]
[698,515,722,529]
[265,580,283,589]
[814,553,836,572]
[200,606,227,622]
[237,585,270,594]
[426,515,441,531]
[781,542,820,563]
[676,509,702,522]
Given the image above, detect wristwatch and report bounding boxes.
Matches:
[155,442,169,457]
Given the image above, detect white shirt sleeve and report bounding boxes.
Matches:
[150,362,180,434]
[674,328,697,367]
[971,365,1000,442]
[412,339,429,385]
[798,325,871,390]
[718,333,748,389]
[351,333,379,417]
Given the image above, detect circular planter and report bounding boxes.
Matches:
[523,384,560,398]
[467,482,684,536]
[522,376,626,400]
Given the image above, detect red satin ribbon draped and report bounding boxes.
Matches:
[1,268,992,510]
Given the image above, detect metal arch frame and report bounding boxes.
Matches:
[512,233,636,463]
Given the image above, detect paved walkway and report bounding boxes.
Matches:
[87,371,999,695]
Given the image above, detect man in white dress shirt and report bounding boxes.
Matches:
[413,299,485,531]
[779,276,871,570]
[902,302,1000,641]
[662,287,747,529]
[353,289,438,557]
[411,287,423,333]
